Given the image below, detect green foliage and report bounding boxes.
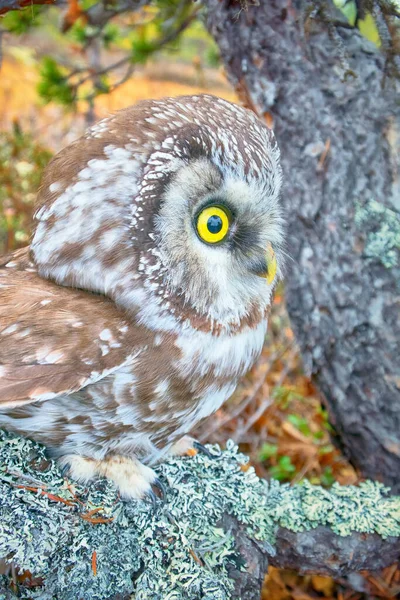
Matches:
[272,386,304,409]
[333,0,381,46]
[37,57,75,106]
[269,455,297,481]
[0,124,52,255]
[29,0,218,107]
[259,443,278,462]
[287,414,311,437]
[103,23,121,48]
[69,21,95,45]
[68,19,122,49]
[2,6,43,34]
[287,413,334,442]
[335,0,358,25]
[317,405,335,433]
[320,466,336,487]
[80,0,100,9]
[391,0,400,15]
[96,74,111,95]
[131,37,158,64]
[205,44,221,68]
[258,388,340,487]
[357,12,381,46]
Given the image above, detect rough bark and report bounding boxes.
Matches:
[222,514,400,599]
[270,525,400,575]
[205,0,400,492]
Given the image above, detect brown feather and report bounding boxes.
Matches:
[0,256,146,407]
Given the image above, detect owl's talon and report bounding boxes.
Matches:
[145,488,158,509]
[152,477,167,501]
[170,435,212,458]
[193,441,215,459]
[60,463,71,477]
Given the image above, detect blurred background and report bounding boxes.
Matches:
[0,2,397,598]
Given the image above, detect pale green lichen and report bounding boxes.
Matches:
[0,429,399,599]
[272,479,400,538]
[355,199,400,268]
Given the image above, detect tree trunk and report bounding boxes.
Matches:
[205,0,400,492]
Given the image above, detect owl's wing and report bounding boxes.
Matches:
[0,258,144,408]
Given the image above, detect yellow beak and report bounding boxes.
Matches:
[265,243,277,285]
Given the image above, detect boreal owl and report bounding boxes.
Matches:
[0,95,283,499]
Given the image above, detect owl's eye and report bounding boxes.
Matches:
[196,205,231,244]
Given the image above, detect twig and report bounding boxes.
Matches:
[91,550,97,576]
[13,484,75,506]
[67,2,201,100]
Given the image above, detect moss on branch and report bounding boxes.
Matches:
[0,430,399,599]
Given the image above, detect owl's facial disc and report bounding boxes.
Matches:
[155,157,284,323]
[194,201,277,283]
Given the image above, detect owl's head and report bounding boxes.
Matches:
[31,95,284,333]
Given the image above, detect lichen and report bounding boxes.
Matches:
[355,199,400,268]
[272,479,400,538]
[0,430,399,599]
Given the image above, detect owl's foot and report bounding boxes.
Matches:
[58,454,162,501]
[192,440,215,458]
[170,436,214,458]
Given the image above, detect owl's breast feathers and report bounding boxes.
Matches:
[0,248,267,455]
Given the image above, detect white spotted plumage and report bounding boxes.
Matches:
[0,95,284,499]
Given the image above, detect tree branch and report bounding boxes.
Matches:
[63,2,200,103]
[0,0,55,15]
[85,0,148,28]
[271,525,400,576]
[0,431,399,599]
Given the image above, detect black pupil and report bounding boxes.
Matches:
[207,215,223,234]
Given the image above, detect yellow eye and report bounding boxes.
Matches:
[196,205,230,244]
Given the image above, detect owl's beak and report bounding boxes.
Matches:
[265,243,277,284]
[250,243,277,284]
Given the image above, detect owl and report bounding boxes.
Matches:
[0,95,283,499]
